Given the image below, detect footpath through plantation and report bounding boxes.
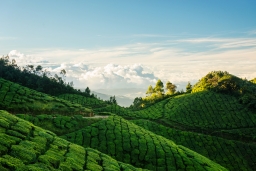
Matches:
[0,56,256,171]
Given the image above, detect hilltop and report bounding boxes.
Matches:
[0,62,256,170]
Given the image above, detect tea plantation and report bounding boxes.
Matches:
[131,119,256,171]
[0,110,148,171]
[16,114,102,136]
[1,71,256,170]
[61,115,227,171]
[0,78,91,115]
[163,91,256,130]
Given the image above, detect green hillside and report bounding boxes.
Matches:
[16,114,102,136]
[1,71,255,170]
[0,110,147,171]
[192,71,256,109]
[61,115,227,171]
[163,91,256,130]
[0,78,92,115]
[131,119,256,171]
[58,94,107,109]
[58,93,132,116]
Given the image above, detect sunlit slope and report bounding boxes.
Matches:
[120,98,169,119]
[132,119,256,171]
[164,91,256,129]
[61,115,227,171]
[0,78,91,115]
[192,71,256,109]
[0,110,147,171]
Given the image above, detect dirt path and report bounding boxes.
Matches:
[83,115,109,119]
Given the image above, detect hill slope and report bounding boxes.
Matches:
[0,110,147,171]
[131,119,256,171]
[61,115,227,171]
[0,78,91,115]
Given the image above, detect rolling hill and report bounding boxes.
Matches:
[0,70,256,170]
[0,78,92,115]
[60,115,227,171]
[0,110,147,171]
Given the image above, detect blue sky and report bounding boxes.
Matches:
[1,1,256,95]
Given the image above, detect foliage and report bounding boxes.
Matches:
[186,82,192,93]
[61,115,228,171]
[166,81,177,95]
[192,71,256,109]
[251,78,256,84]
[132,119,256,171]
[0,55,93,97]
[130,80,180,110]
[164,91,256,129]
[0,110,147,171]
[0,78,92,115]
[16,114,102,136]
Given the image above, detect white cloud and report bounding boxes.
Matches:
[8,50,49,64]
[178,37,256,49]
[7,32,256,91]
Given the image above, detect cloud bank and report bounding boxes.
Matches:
[7,33,256,91]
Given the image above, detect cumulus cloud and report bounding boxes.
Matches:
[8,50,49,64]
[76,63,158,89]
[36,62,158,90]
[7,31,256,91]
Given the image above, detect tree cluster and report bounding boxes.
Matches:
[0,55,93,97]
[106,96,117,105]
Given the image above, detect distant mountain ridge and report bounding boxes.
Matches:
[92,91,134,107]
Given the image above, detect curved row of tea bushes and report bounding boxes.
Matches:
[132,119,256,171]
[61,115,227,171]
[0,78,91,115]
[16,114,102,136]
[0,110,147,171]
[58,93,106,108]
[164,91,256,129]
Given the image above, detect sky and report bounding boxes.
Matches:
[1,0,256,97]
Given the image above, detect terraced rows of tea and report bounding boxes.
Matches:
[0,78,91,115]
[58,94,106,109]
[16,114,102,136]
[0,110,147,171]
[119,99,169,119]
[61,115,227,171]
[58,93,130,115]
[163,91,256,130]
[131,119,256,171]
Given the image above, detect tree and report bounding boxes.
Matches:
[112,96,117,105]
[186,82,192,93]
[85,87,91,96]
[131,97,143,109]
[154,79,164,95]
[36,65,43,75]
[60,69,66,77]
[166,81,176,95]
[146,85,154,96]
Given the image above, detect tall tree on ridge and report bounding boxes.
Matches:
[166,81,176,95]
